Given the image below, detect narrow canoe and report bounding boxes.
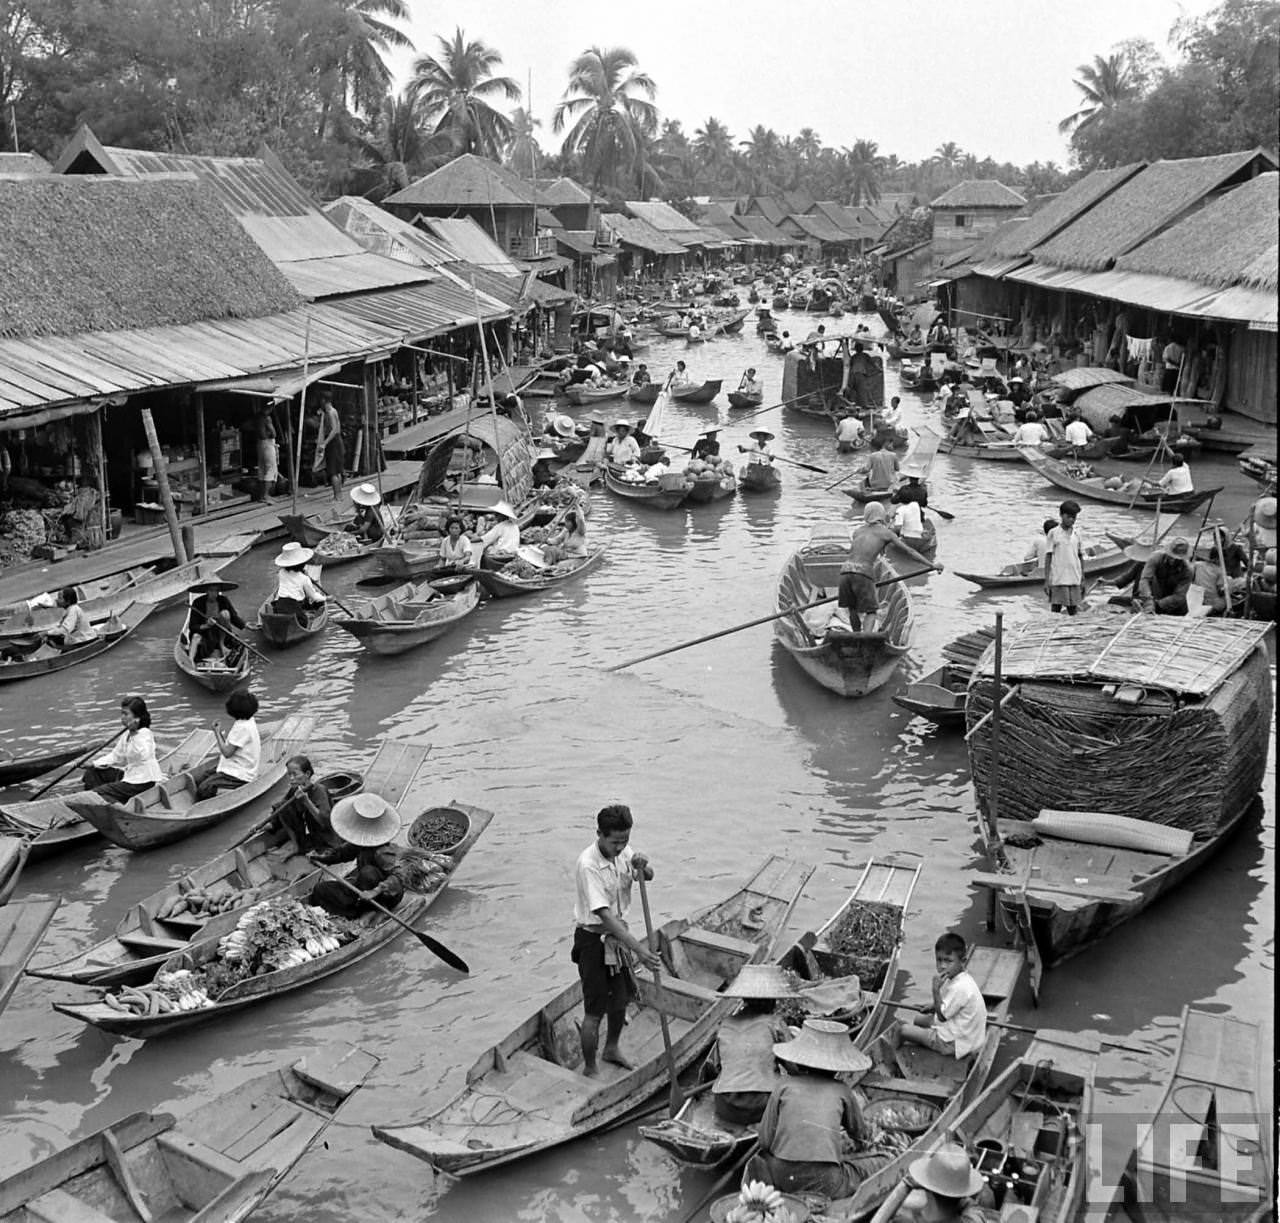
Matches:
[1120,1006,1271,1223]
[891,665,967,727]
[774,547,913,698]
[844,477,925,505]
[0,729,219,860]
[670,380,722,404]
[563,383,628,406]
[869,1029,1099,1223]
[0,1043,378,1223]
[64,714,314,851]
[626,384,661,406]
[257,598,328,648]
[738,463,781,493]
[1018,447,1222,512]
[173,629,251,694]
[372,854,815,1176]
[0,899,58,1015]
[31,737,430,986]
[955,543,1137,590]
[310,533,382,569]
[604,466,689,511]
[335,578,481,655]
[0,602,152,685]
[727,391,764,411]
[0,741,98,787]
[939,439,1027,462]
[642,856,922,1168]
[53,802,492,1038]
[473,546,606,599]
[0,835,30,905]
[371,544,449,581]
[683,473,737,504]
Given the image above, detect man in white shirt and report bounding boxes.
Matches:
[835,414,866,453]
[475,503,520,565]
[900,932,987,1058]
[1063,416,1092,448]
[572,805,660,1077]
[606,421,642,467]
[1155,455,1193,495]
[51,587,98,647]
[1012,413,1049,447]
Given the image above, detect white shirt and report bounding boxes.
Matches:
[480,519,520,554]
[742,377,762,396]
[573,842,636,929]
[745,444,773,465]
[1158,464,1193,494]
[935,971,987,1058]
[1046,525,1084,586]
[1012,421,1048,446]
[438,534,474,564]
[58,604,97,644]
[218,718,261,782]
[608,435,642,465]
[836,417,865,443]
[94,728,163,785]
[275,568,324,602]
[1024,535,1051,567]
[1064,420,1091,446]
[894,501,924,539]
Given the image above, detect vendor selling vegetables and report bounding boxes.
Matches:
[309,793,404,918]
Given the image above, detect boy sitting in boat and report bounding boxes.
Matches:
[899,932,986,1060]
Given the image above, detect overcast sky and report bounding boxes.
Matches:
[389,0,1222,169]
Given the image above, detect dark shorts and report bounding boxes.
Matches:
[838,570,879,614]
[324,438,345,479]
[571,926,633,1018]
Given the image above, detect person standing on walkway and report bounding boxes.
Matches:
[313,394,345,502]
[257,404,279,498]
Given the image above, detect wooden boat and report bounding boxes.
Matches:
[53,802,492,1038]
[604,465,689,511]
[310,531,382,569]
[738,462,781,493]
[870,1029,1099,1223]
[0,835,30,905]
[335,576,481,655]
[173,621,251,694]
[64,715,314,852]
[626,383,661,406]
[967,617,1273,966]
[0,729,219,861]
[660,325,690,339]
[1120,1006,1271,1223]
[822,947,1026,1220]
[372,855,815,1176]
[642,857,921,1168]
[0,740,98,787]
[0,602,152,685]
[1018,447,1222,513]
[257,598,328,648]
[31,737,430,987]
[891,665,968,728]
[563,382,628,406]
[0,1043,377,1222]
[775,545,913,697]
[844,476,924,505]
[669,379,722,405]
[0,899,58,1015]
[684,472,737,504]
[474,546,606,599]
[727,390,764,410]
[955,542,1137,589]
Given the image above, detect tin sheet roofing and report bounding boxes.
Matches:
[601,213,686,255]
[422,217,524,277]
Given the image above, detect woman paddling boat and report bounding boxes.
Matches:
[82,696,162,802]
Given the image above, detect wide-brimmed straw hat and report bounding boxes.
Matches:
[773,1018,871,1074]
[552,414,576,438]
[909,1145,984,1199]
[489,501,519,521]
[350,482,382,507]
[1254,496,1277,531]
[612,419,632,431]
[188,579,238,593]
[331,792,402,847]
[1166,537,1193,559]
[274,542,315,568]
[722,964,801,1000]
[750,429,774,441]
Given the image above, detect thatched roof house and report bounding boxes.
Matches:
[625,200,730,249]
[384,153,544,209]
[734,214,799,247]
[600,213,686,256]
[930,180,1026,209]
[0,151,51,176]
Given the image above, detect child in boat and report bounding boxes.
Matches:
[708,964,792,1124]
[900,932,986,1060]
[82,696,162,801]
[894,1145,987,1221]
[195,689,261,800]
[541,510,588,564]
[1044,499,1085,614]
[1024,517,1058,572]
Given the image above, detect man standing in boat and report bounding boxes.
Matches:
[830,504,941,633]
[572,804,660,1077]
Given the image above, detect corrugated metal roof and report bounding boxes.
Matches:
[279,252,433,298]
[321,197,458,269]
[324,281,511,342]
[601,213,686,255]
[422,217,524,276]
[972,255,1032,278]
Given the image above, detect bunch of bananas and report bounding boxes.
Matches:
[724,1180,790,1222]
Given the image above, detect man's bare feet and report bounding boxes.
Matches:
[602,1048,633,1070]
[582,1063,599,1078]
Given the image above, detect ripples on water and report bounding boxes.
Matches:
[1,311,1271,1219]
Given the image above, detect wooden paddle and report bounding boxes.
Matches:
[879,1002,1145,1053]
[637,873,684,1118]
[926,505,956,521]
[186,608,272,666]
[313,582,356,617]
[29,730,123,800]
[312,862,469,972]
[608,566,939,672]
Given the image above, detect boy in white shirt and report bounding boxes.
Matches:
[900,932,987,1059]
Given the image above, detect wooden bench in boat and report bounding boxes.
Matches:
[24,1188,118,1223]
[860,1074,961,1101]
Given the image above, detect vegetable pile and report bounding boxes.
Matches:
[826,900,900,961]
[216,897,350,974]
[156,878,270,920]
[316,531,362,557]
[393,849,455,893]
[103,969,212,1016]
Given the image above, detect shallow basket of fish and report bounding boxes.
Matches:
[407,805,470,854]
[864,1096,940,1135]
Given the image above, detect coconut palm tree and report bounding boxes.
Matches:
[843,139,882,205]
[356,90,451,198]
[795,127,821,164]
[307,0,414,141]
[656,119,698,196]
[1058,52,1137,134]
[739,125,783,194]
[933,141,964,170]
[505,107,543,177]
[553,46,659,192]
[409,27,520,159]
[694,116,734,190]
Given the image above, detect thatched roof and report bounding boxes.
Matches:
[386,154,544,208]
[930,180,1025,209]
[991,164,1144,258]
[1115,171,1278,291]
[734,214,797,245]
[748,197,787,225]
[1034,150,1276,273]
[0,176,301,339]
[786,213,851,243]
[601,213,686,255]
[539,176,601,206]
[0,151,51,176]
[625,200,726,246]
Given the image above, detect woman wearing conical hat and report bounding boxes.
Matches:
[707,964,795,1125]
[309,793,404,919]
[270,543,325,617]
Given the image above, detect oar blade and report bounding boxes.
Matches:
[417,929,469,973]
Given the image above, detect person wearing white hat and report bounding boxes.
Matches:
[739,430,775,467]
[605,420,641,467]
[900,1144,985,1219]
[754,1019,877,1197]
[473,501,520,569]
[271,542,325,615]
[708,964,795,1125]
[309,792,404,918]
[345,483,387,543]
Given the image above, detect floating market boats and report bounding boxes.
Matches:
[0,1043,377,1222]
[738,462,781,493]
[54,802,491,1038]
[0,835,29,906]
[966,618,1273,966]
[335,575,481,655]
[474,546,607,598]
[669,379,722,405]
[64,715,313,852]
[563,382,628,406]
[891,665,968,728]
[0,603,153,685]
[604,465,690,511]
[0,729,218,860]
[1120,1006,1271,1223]
[173,611,252,694]
[372,854,814,1176]
[642,856,921,1167]
[0,900,58,1017]
[31,737,430,987]
[775,541,913,697]
[257,598,328,648]
[727,390,765,411]
[955,542,1137,590]
[0,740,97,787]
[1018,447,1221,513]
[683,470,737,505]
[626,383,661,406]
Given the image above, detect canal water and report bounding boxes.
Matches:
[1,310,1272,1221]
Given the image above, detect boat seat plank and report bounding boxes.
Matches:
[861,1073,957,1101]
[507,1049,594,1089]
[1180,1011,1258,1091]
[969,871,1142,904]
[220,1101,304,1162]
[966,946,1024,1004]
[295,1045,379,1098]
[25,1188,121,1223]
[156,1132,244,1181]
[362,738,432,805]
[677,926,759,959]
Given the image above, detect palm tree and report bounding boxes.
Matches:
[553,46,659,192]
[694,116,734,191]
[933,141,964,170]
[356,90,449,198]
[1057,53,1137,135]
[409,28,520,160]
[307,0,414,141]
[844,139,881,205]
[739,125,783,194]
[657,119,697,196]
[505,107,542,177]
[795,127,821,164]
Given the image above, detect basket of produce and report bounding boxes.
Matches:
[319,771,362,800]
[407,806,470,854]
[864,1097,941,1135]
[710,1181,810,1222]
[315,531,362,558]
[428,573,473,596]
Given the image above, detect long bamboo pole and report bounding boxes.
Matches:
[291,312,312,517]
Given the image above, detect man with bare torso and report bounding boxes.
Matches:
[830,503,942,633]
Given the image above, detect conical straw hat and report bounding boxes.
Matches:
[722,964,801,1000]
[773,1018,871,1074]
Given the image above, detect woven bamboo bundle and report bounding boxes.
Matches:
[967,643,1272,838]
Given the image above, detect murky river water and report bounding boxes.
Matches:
[1,310,1272,1221]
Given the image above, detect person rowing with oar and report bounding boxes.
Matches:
[185,579,245,665]
[829,503,942,634]
[739,429,776,467]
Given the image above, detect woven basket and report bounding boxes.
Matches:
[408,806,470,854]
[865,1096,940,1135]
[319,771,362,800]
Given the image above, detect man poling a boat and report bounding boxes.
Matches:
[309,793,404,918]
[571,804,660,1078]
[899,931,987,1059]
[829,504,942,634]
[184,579,244,665]
[271,543,325,615]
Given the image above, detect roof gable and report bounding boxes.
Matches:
[600,213,686,255]
[747,196,787,224]
[930,179,1026,209]
[785,212,851,243]
[385,153,542,208]
[990,164,1150,258]
[734,214,797,245]
[539,176,600,206]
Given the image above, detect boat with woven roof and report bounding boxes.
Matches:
[966,617,1273,966]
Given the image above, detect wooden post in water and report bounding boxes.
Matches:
[291,312,312,517]
[91,405,109,546]
[139,407,188,565]
[984,611,1006,929]
[194,392,208,517]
